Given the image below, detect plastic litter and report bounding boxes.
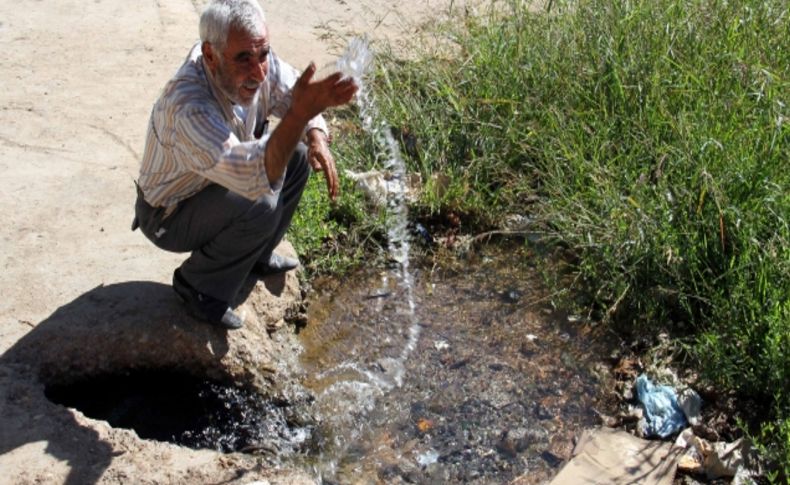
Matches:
[677,387,702,425]
[635,374,687,438]
[344,169,421,207]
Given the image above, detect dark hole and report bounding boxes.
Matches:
[44,369,313,455]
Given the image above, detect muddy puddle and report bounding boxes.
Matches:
[280,244,612,484]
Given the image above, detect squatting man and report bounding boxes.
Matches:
[133,0,357,329]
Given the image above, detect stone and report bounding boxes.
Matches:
[0,243,311,484]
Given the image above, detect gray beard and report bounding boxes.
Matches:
[214,58,257,107]
[216,70,245,106]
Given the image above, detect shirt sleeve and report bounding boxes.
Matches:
[266,51,330,138]
[173,105,284,200]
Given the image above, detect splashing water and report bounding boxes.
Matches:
[319,36,419,383]
[315,36,373,89]
[349,36,420,377]
[307,36,423,477]
[335,36,374,87]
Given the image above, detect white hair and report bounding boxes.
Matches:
[199,0,266,51]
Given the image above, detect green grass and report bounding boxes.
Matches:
[296,0,789,477]
[289,128,389,276]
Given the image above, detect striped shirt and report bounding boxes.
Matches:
[137,43,328,209]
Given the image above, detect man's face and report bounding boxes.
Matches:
[209,23,270,107]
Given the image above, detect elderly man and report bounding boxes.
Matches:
[133,0,356,329]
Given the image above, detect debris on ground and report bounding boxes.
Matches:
[548,426,682,485]
[598,354,764,483]
[674,428,754,480]
[344,169,421,206]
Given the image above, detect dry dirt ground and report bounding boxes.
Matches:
[0,1,476,483]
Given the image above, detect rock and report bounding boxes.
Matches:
[495,431,519,459]
[0,243,311,484]
[540,450,564,468]
[534,402,554,421]
[433,340,450,351]
[5,242,302,392]
[502,289,522,303]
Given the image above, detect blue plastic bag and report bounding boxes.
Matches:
[635,374,687,438]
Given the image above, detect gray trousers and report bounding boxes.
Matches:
[135,144,310,303]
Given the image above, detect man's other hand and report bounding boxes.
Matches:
[306,129,339,201]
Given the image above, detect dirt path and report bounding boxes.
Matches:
[0,1,475,483]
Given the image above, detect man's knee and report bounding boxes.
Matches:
[246,192,278,221]
[241,144,308,226]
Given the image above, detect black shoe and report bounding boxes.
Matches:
[172,269,243,329]
[254,253,299,276]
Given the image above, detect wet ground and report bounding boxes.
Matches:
[288,244,614,484]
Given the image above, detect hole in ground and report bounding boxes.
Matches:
[44,369,314,456]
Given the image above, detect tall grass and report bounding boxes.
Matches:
[329,0,788,476]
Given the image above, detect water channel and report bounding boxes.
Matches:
[286,246,610,484]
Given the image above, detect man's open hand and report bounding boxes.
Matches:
[290,63,358,123]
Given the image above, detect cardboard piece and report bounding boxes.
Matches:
[549,427,682,485]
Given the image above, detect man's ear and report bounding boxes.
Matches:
[201,41,218,71]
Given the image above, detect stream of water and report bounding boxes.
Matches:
[291,246,609,484]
